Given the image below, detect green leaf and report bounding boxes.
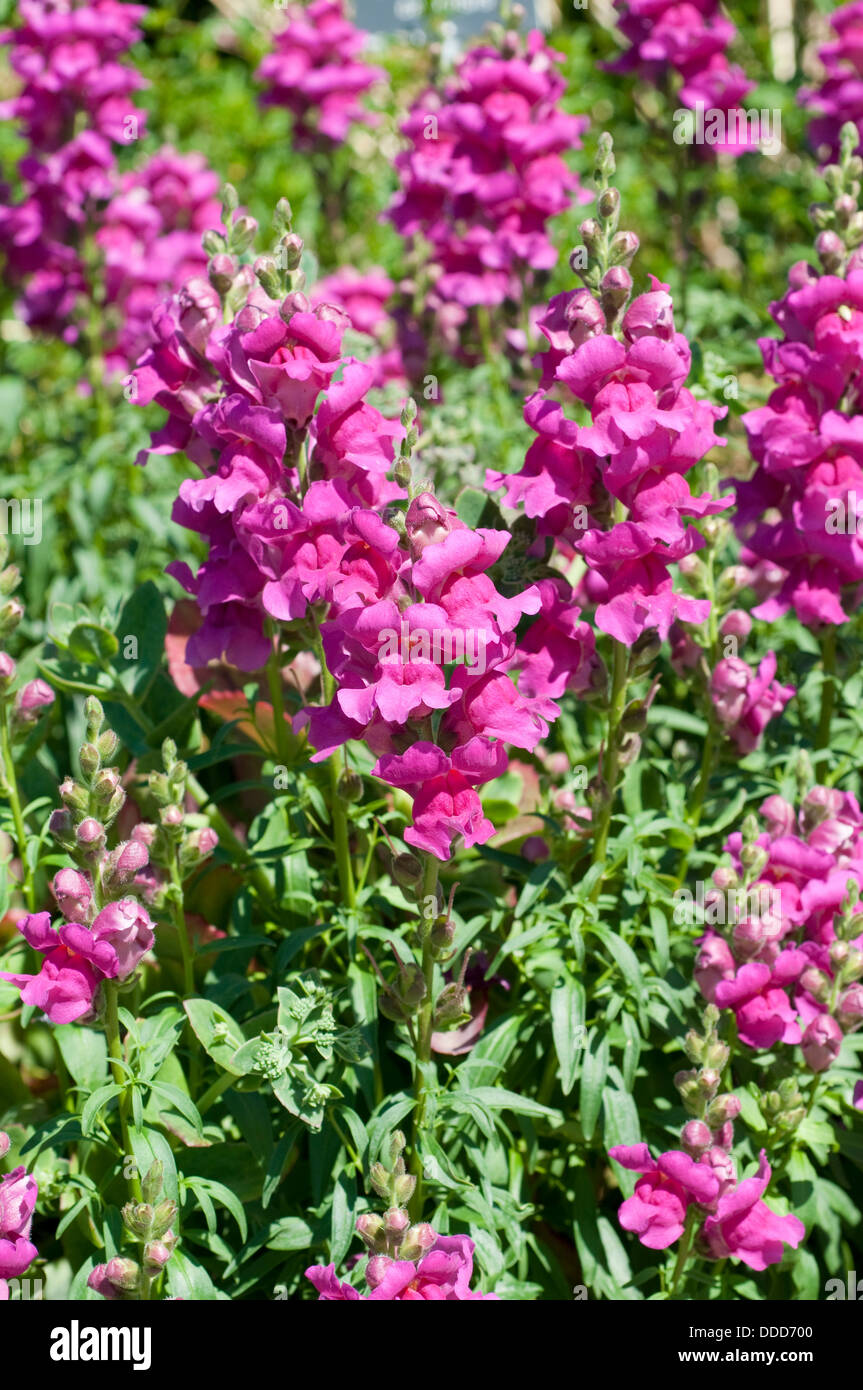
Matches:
[184,998,249,1076]
[579,1033,610,1141]
[81,1083,124,1136]
[550,975,586,1097]
[54,1026,109,1091]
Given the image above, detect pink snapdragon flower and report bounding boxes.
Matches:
[0,1150,39,1286]
[738,260,863,627]
[305,1233,498,1300]
[801,2,863,162]
[701,1152,805,1269]
[606,0,759,156]
[489,273,727,650]
[388,25,588,359]
[709,652,794,753]
[608,1143,720,1249]
[256,0,384,149]
[0,899,154,1023]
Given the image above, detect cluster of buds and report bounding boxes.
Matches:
[0,538,54,743]
[88,1162,178,1300]
[140,739,219,905]
[48,698,149,896]
[675,1006,741,1155]
[366,866,470,1032]
[355,1132,435,1266]
[203,184,262,313]
[253,197,305,303]
[569,133,639,330]
[809,121,863,275]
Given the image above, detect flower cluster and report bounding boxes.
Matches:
[0,0,147,339]
[0,2,223,368]
[387,23,588,357]
[605,0,758,154]
[610,1009,805,1271]
[256,0,384,150]
[132,206,407,671]
[134,207,572,859]
[89,1160,178,1300]
[0,1130,39,1300]
[737,125,863,629]
[0,698,157,1024]
[695,789,863,1086]
[801,2,863,163]
[488,136,727,652]
[306,1131,497,1299]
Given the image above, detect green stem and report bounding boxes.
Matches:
[816,627,837,751]
[104,979,141,1203]
[669,1204,699,1298]
[265,631,292,770]
[408,853,440,1221]
[314,631,356,910]
[197,1069,237,1117]
[590,637,629,898]
[0,704,36,911]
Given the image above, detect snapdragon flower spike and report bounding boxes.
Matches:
[605,0,759,155]
[0,0,148,341]
[387,24,588,352]
[136,281,408,669]
[0,1137,39,1297]
[801,2,863,163]
[609,1007,805,1273]
[695,787,863,1084]
[488,147,728,653]
[256,0,385,150]
[737,130,863,628]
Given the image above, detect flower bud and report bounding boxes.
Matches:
[122,1202,154,1237]
[680,1119,712,1155]
[398,1222,437,1261]
[597,186,620,222]
[609,229,639,266]
[229,215,257,254]
[355,1212,384,1249]
[390,851,423,891]
[51,867,92,921]
[143,1240,173,1271]
[837,984,863,1029]
[336,769,363,803]
[704,1094,741,1128]
[801,1014,843,1072]
[0,652,16,689]
[141,1160,164,1205]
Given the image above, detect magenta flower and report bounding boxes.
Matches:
[0,1164,39,1281]
[801,2,863,162]
[256,0,384,150]
[608,1143,720,1249]
[373,740,505,862]
[605,0,758,158]
[306,1233,498,1300]
[709,651,794,753]
[89,897,154,977]
[388,25,588,363]
[701,1152,805,1270]
[713,954,806,1049]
